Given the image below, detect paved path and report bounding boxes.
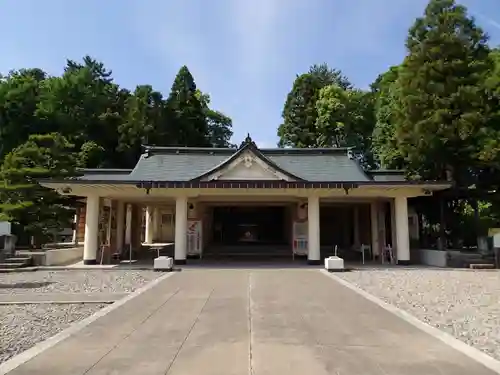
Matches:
[4,269,497,375]
[0,293,127,304]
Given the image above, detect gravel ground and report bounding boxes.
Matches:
[336,268,500,360]
[0,303,105,364]
[0,270,160,295]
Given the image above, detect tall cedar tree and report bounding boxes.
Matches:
[277,64,351,147]
[391,0,499,185]
[165,66,210,147]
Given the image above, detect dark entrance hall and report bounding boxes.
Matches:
[206,205,291,260]
[212,206,287,246]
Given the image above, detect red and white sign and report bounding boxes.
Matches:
[187,220,202,256]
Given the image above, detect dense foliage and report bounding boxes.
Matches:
[277,0,500,246]
[0,60,233,242]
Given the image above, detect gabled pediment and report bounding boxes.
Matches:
[194,134,303,182]
[203,150,291,181]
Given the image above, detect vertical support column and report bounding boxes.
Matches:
[395,196,410,265]
[116,201,125,252]
[83,195,100,265]
[175,196,188,264]
[153,207,160,242]
[125,203,132,246]
[353,205,360,248]
[370,202,379,257]
[307,195,321,265]
[390,199,397,250]
[145,206,154,244]
[130,204,142,250]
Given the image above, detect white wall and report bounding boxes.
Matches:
[44,247,84,266]
[0,222,11,236]
[419,249,447,267]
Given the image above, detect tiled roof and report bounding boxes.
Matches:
[91,146,373,182]
[75,137,405,183]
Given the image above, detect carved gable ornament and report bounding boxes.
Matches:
[198,134,300,182]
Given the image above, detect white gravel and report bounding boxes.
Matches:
[0,270,160,295]
[336,268,500,360]
[0,303,105,364]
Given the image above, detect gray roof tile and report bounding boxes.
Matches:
[127,153,230,181]
[105,147,373,182]
[268,154,369,182]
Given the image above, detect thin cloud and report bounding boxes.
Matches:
[472,11,500,31]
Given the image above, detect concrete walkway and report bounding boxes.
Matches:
[4,269,497,375]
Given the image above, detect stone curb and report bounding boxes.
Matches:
[0,293,128,305]
[320,269,500,375]
[0,266,157,273]
[0,271,176,375]
[0,300,116,305]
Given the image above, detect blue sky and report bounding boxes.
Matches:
[1,0,499,147]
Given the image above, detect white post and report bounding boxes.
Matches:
[83,195,100,265]
[307,195,321,264]
[125,204,132,246]
[72,209,79,245]
[370,202,379,257]
[116,201,125,252]
[353,205,360,248]
[175,196,188,264]
[395,196,410,264]
[145,206,154,244]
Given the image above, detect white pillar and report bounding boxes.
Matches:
[370,202,379,256]
[175,196,188,264]
[125,204,132,246]
[116,201,125,252]
[307,195,321,264]
[83,195,100,265]
[153,207,160,241]
[390,199,397,249]
[395,196,410,264]
[353,205,360,248]
[378,204,387,250]
[145,206,154,244]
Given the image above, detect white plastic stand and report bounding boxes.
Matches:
[325,246,345,272]
[154,256,173,271]
[325,256,345,272]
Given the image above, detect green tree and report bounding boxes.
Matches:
[0,58,234,246]
[35,56,128,168]
[165,66,209,147]
[0,69,46,158]
[390,0,499,184]
[0,133,78,244]
[118,85,166,167]
[371,66,405,169]
[315,85,375,166]
[197,91,234,147]
[277,64,351,147]
[487,48,500,95]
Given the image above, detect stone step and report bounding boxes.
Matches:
[0,262,24,269]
